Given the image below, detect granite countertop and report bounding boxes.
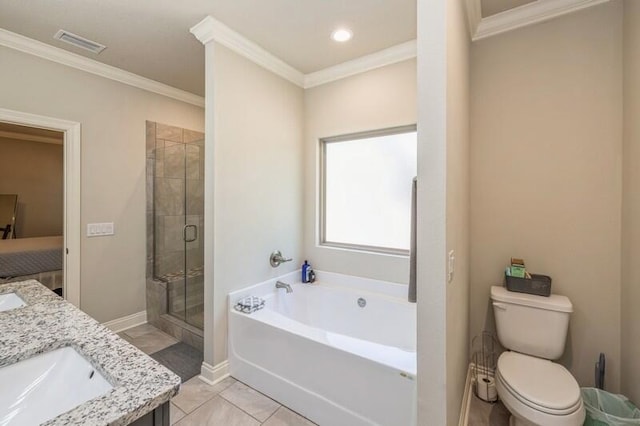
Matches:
[0,280,181,425]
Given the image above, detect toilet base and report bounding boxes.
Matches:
[509,414,536,426]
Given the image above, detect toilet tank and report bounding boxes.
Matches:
[491,286,573,360]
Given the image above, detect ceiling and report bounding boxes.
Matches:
[0,0,416,97]
[481,0,537,17]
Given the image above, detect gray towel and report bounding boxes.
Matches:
[408,177,417,303]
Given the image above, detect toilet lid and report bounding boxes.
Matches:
[497,352,581,412]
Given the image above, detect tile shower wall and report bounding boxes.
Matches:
[146,121,204,351]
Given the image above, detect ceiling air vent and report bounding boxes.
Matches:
[53,30,106,54]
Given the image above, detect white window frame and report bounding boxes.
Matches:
[319,124,417,256]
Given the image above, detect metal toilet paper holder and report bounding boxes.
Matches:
[471,331,499,403]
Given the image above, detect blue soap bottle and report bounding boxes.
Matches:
[302,261,309,283]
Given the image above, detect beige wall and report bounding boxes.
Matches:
[416,0,461,422]
[622,0,640,405]
[0,137,63,238]
[211,43,304,365]
[303,59,417,284]
[0,46,204,322]
[470,2,623,391]
[446,0,470,423]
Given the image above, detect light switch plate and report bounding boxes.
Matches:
[87,222,114,237]
[448,250,455,283]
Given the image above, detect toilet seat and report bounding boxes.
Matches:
[496,352,585,426]
[497,352,581,413]
[497,370,582,416]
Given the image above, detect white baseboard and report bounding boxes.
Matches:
[199,360,230,385]
[103,311,147,333]
[458,363,475,426]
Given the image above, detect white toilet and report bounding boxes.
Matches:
[491,286,585,426]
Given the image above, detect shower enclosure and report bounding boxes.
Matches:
[146,121,204,349]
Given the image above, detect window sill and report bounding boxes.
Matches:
[318,242,410,258]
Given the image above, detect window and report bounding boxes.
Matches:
[320,125,417,255]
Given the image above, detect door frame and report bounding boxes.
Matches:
[0,108,81,307]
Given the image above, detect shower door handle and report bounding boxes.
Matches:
[183,224,198,243]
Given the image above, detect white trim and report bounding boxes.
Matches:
[458,363,474,426]
[465,0,482,39]
[64,122,81,308]
[190,17,216,45]
[102,311,148,333]
[202,41,216,369]
[0,28,204,107]
[190,16,417,89]
[303,40,417,89]
[199,360,230,385]
[190,16,304,87]
[466,0,610,41]
[0,108,81,308]
[0,130,63,145]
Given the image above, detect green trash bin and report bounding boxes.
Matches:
[582,388,640,426]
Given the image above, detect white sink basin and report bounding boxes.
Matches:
[0,347,113,425]
[0,293,25,312]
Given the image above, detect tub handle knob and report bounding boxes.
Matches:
[270,250,292,267]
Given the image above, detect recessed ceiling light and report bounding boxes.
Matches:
[331,28,353,43]
[54,29,106,54]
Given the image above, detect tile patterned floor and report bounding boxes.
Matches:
[120,324,316,425]
[119,323,179,354]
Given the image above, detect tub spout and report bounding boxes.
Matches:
[276,281,293,293]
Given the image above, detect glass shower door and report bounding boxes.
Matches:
[183,135,204,329]
[153,129,204,330]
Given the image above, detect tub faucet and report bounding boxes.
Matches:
[275,281,293,293]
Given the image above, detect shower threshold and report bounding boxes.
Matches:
[156,313,204,353]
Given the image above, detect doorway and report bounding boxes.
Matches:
[0,108,81,307]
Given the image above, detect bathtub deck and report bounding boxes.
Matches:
[123,324,316,426]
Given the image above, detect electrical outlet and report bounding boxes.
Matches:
[87,222,115,237]
[448,250,455,283]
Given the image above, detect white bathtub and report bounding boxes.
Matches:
[228,271,417,426]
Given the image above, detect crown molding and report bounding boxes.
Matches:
[190,16,217,45]
[467,0,610,42]
[465,0,483,39]
[0,28,204,107]
[191,16,417,90]
[190,16,305,87]
[303,40,417,89]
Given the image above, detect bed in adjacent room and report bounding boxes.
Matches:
[0,236,64,291]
